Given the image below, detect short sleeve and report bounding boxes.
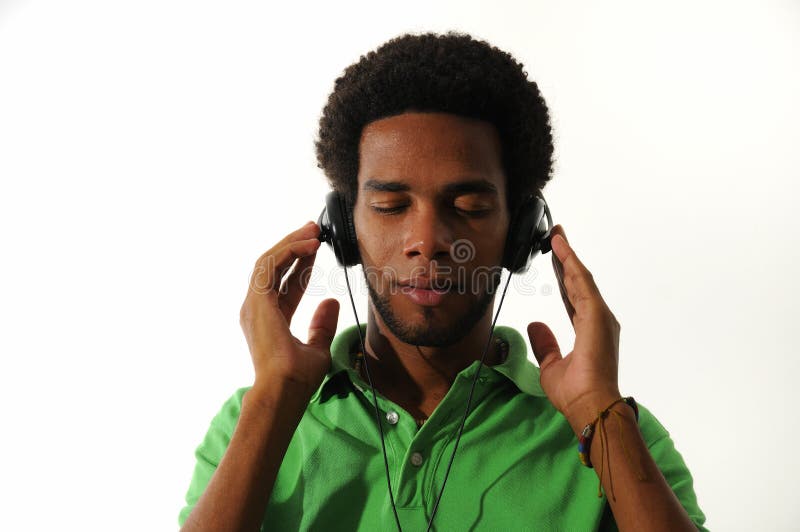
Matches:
[177,387,251,528]
[598,402,709,531]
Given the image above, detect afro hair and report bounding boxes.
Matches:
[314,30,555,217]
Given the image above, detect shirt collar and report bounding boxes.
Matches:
[310,323,545,403]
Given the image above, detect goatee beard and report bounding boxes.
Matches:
[362,270,502,347]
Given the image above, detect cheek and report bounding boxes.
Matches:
[472,231,506,263]
[491,218,511,260]
[359,233,399,286]
[360,230,395,264]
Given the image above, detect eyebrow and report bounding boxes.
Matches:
[362,178,498,195]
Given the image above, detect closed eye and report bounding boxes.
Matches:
[371,205,407,215]
[456,207,491,218]
[371,205,491,217]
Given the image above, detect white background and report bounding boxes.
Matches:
[1,1,797,530]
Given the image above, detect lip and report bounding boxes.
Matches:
[400,285,450,306]
[398,277,455,291]
[398,277,456,307]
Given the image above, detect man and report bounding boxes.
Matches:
[179,31,707,531]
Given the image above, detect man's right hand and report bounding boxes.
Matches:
[240,220,340,399]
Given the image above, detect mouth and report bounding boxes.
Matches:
[397,277,458,306]
[399,276,457,290]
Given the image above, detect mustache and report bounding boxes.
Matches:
[360,266,504,295]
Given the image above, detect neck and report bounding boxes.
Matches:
[358,303,503,420]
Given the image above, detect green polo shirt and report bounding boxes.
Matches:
[179,323,708,531]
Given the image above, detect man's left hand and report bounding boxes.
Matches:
[526,224,624,434]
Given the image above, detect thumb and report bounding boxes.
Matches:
[551,224,567,243]
[307,298,340,349]
[527,321,563,370]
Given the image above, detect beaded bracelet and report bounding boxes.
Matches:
[577,396,646,501]
[578,396,639,468]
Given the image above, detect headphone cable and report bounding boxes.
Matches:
[338,251,512,532]
[425,269,512,532]
[341,257,404,532]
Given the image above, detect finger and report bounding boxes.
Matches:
[278,249,317,324]
[551,244,575,323]
[549,228,602,319]
[549,227,617,358]
[272,237,321,292]
[549,225,574,321]
[250,236,321,295]
[272,220,319,250]
[240,282,292,349]
[307,298,340,349]
[269,222,322,287]
[252,221,319,276]
[527,321,563,371]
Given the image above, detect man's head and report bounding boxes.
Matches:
[313,31,555,347]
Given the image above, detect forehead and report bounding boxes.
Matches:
[357,112,505,190]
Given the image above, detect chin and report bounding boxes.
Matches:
[373,291,491,348]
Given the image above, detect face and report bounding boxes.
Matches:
[354,111,511,347]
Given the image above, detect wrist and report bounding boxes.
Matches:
[259,364,325,394]
[565,390,625,437]
[247,374,318,412]
[586,400,639,470]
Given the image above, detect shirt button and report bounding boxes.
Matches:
[386,411,399,425]
[410,452,424,467]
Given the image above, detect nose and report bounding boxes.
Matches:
[402,203,454,264]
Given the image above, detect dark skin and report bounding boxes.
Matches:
[182,110,698,531]
[350,111,697,531]
[352,111,512,420]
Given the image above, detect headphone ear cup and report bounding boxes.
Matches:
[340,195,361,266]
[319,191,361,267]
[502,193,552,274]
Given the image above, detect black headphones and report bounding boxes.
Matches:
[316,189,554,273]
